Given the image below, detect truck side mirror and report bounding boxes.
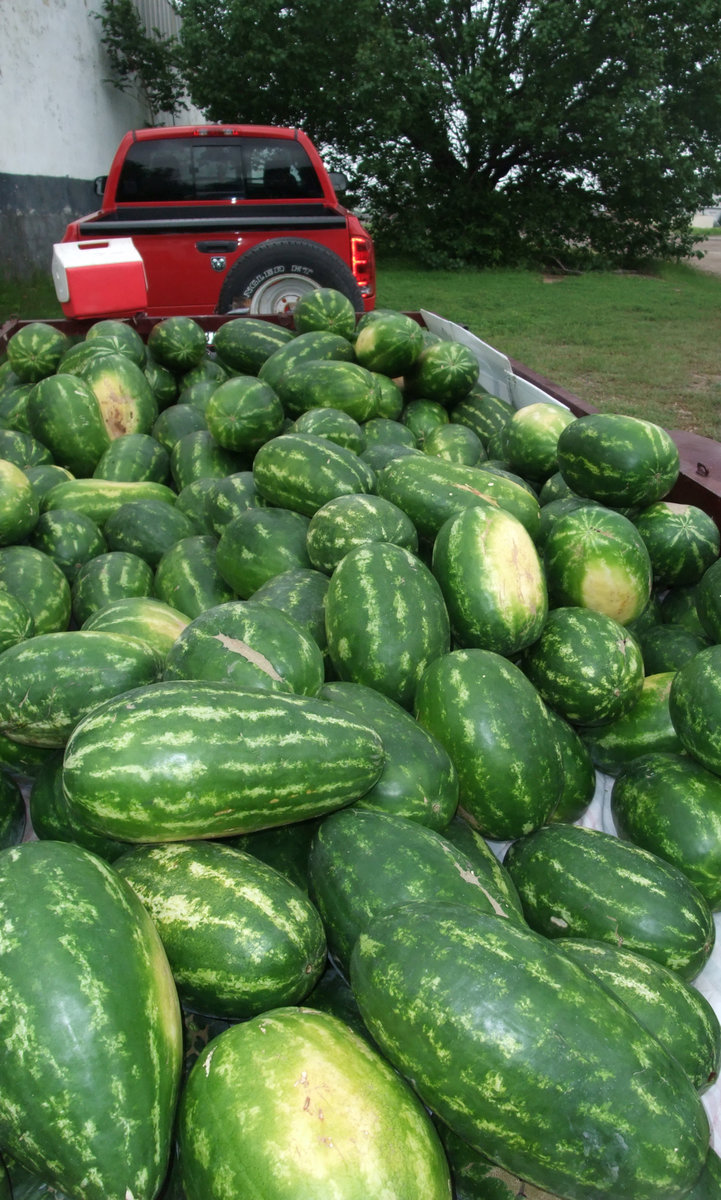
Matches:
[94,176,108,197]
[328,171,348,194]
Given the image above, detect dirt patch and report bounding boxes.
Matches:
[687,238,721,277]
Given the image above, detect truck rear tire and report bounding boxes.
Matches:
[216,238,365,316]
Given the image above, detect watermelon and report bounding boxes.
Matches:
[102,497,197,567]
[252,431,376,516]
[169,429,244,490]
[362,415,418,451]
[115,840,327,1018]
[401,397,449,446]
[577,671,683,775]
[559,938,720,1094]
[204,375,284,454]
[258,328,356,394]
[228,818,320,895]
[70,549,155,625]
[318,679,459,829]
[154,533,236,618]
[274,358,380,422]
[544,706,597,824]
[350,899,709,1200]
[62,680,385,841]
[78,352,158,437]
[215,506,311,598]
[250,566,330,659]
[556,413,680,507]
[353,310,425,377]
[29,507,107,582]
[543,503,653,624]
[81,595,190,658]
[204,470,267,534]
[0,457,39,545]
[370,372,405,419]
[308,808,524,969]
[0,840,182,1200]
[0,588,33,653]
[325,540,451,710]
[451,385,514,445]
[0,770,26,849]
[503,822,715,979]
[306,492,418,573]
[431,500,547,656]
[162,599,325,696]
[292,286,357,338]
[500,401,576,482]
[404,339,479,406]
[292,405,366,453]
[414,648,563,840]
[611,751,721,910]
[696,557,721,642]
[144,354,179,409]
[178,1007,453,1200]
[41,477,177,526]
[93,431,170,483]
[520,606,645,726]
[423,421,484,465]
[28,752,130,863]
[635,621,711,674]
[85,317,147,366]
[0,428,52,470]
[633,501,720,587]
[669,644,721,777]
[0,545,71,634]
[212,315,295,375]
[152,402,207,453]
[147,316,208,373]
[0,629,162,747]
[5,321,71,383]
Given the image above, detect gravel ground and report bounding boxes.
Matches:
[688,237,721,276]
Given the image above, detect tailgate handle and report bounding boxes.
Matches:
[196,240,236,253]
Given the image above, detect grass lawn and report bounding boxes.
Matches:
[3,253,721,439]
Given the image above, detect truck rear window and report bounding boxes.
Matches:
[115,137,326,203]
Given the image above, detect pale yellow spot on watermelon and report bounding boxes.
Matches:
[579,560,643,624]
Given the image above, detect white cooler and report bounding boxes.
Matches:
[51,238,147,319]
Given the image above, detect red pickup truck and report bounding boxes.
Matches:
[55,124,376,319]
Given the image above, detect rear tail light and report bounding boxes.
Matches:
[351,235,374,294]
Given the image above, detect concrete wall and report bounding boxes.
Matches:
[0,0,204,278]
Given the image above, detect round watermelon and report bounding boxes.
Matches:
[556,413,680,507]
[6,322,71,383]
[353,310,425,377]
[669,644,721,777]
[292,287,357,339]
[0,458,39,546]
[404,339,479,407]
[500,402,576,482]
[633,501,720,588]
[147,316,208,373]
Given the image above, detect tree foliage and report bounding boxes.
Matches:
[94,0,187,125]
[175,0,721,268]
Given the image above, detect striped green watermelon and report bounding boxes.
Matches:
[0,588,33,653]
[292,405,366,453]
[404,339,479,406]
[213,315,295,375]
[542,504,653,625]
[556,413,680,507]
[633,501,720,587]
[162,599,325,696]
[292,286,358,338]
[228,818,320,894]
[423,421,485,465]
[204,375,284,454]
[414,648,563,840]
[115,839,327,1018]
[258,328,355,394]
[147,316,208,373]
[169,429,244,491]
[85,317,147,366]
[28,752,130,863]
[41,477,177,526]
[451,385,514,446]
[62,680,385,841]
[0,428,52,469]
[252,431,376,516]
[0,840,182,1200]
[178,1006,453,1200]
[362,415,417,452]
[503,822,715,979]
[635,621,710,674]
[308,808,524,969]
[275,359,381,423]
[401,398,449,447]
[0,458,39,545]
[0,770,25,849]
[250,566,330,659]
[0,545,71,634]
[431,500,547,657]
[559,938,720,1092]
[306,492,418,573]
[154,533,236,618]
[696,557,721,642]
[215,507,311,599]
[520,606,645,726]
[318,679,459,829]
[26,373,110,476]
[325,540,450,710]
[669,644,721,777]
[5,322,71,383]
[612,750,721,909]
[350,899,709,1200]
[29,507,107,582]
[500,402,576,482]
[0,629,162,747]
[78,352,158,438]
[544,706,597,824]
[371,371,405,419]
[578,671,682,775]
[71,550,155,625]
[102,497,197,568]
[353,310,425,377]
[204,470,267,534]
[81,595,189,657]
[93,431,170,483]
[152,401,207,453]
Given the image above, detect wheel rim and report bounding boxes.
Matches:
[247,274,321,315]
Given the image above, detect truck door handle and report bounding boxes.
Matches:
[196,240,237,253]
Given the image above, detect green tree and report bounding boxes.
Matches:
[94,0,187,125]
[176,0,721,268]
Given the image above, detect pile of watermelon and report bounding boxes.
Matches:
[0,287,721,1198]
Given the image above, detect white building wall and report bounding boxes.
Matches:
[0,0,205,276]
